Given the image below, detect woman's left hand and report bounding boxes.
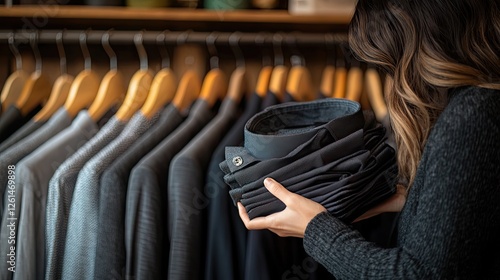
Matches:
[237,178,327,238]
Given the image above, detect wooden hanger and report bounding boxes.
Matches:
[365,68,388,121]
[332,44,351,99]
[285,35,315,102]
[199,68,228,108]
[360,84,372,111]
[15,70,51,116]
[1,71,29,113]
[320,34,336,98]
[345,64,363,102]
[320,65,335,98]
[286,64,314,102]
[115,33,153,121]
[140,32,178,118]
[226,67,247,103]
[140,68,177,118]
[225,33,247,104]
[88,70,125,122]
[15,34,52,116]
[64,69,100,118]
[88,33,126,122]
[34,32,74,122]
[64,32,100,118]
[171,70,201,113]
[33,74,73,122]
[169,31,203,113]
[331,61,347,99]
[198,33,228,108]
[253,32,273,98]
[268,33,288,101]
[255,66,273,98]
[269,66,288,101]
[1,35,29,113]
[115,69,153,121]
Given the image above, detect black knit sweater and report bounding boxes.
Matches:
[303,86,500,279]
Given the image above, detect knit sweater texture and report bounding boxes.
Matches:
[303,86,500,279]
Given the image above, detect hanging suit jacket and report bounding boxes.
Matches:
[94,104,184,280]
[168,97,242,280]
[125,99,215,280]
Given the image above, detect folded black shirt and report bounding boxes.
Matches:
[220,99,398,222]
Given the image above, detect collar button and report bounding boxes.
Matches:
[232,156,243,167]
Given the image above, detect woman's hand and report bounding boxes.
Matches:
[352,184,407,222]
[237,178,327,238]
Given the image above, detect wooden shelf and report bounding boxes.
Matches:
[0,6,351,32]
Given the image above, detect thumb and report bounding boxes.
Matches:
[264,178,294,206]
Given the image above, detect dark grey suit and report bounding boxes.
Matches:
[168,97,242,280]
[125,99,215,280]
[95,104,184,280]
[204,92,262,280]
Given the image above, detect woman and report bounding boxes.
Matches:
[238,0,500,278]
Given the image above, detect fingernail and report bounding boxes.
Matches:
[264,178,273,186]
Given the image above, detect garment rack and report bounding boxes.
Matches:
[0,29,348,46]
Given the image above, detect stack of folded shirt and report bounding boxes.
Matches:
[220,99,398,223]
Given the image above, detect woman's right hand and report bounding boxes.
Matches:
[353,184,407,223]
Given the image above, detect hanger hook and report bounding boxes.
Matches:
[285,32,305,67]
[177,30,196,67]
[157,30,171,69]
[56,30,67,75]
[30,31,42,72]
[79,30,91,70]
[176,29,191,45]
[272,33,284,66]
[8,32,22,71]
[324,33,336,66]
[339,42,352,67]
[206,32,219,69]
[134,31,148,70]
[102,29,117,70]
[229,32,245,68]
[256,32,271,67]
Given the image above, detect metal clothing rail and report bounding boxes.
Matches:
[0,29,348,46]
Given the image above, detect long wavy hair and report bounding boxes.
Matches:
[349,0,500,187]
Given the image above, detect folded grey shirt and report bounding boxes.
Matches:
[45,116,126,280]
[62,111,160,280]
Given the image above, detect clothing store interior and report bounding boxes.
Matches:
[0,1,399,279]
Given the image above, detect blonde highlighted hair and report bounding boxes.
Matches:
[349,0,500,186]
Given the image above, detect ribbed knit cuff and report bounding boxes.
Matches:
[303,211,347,257]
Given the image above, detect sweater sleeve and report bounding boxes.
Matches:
[303,87,500,279]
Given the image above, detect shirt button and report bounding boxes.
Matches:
[232,156,243,167]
